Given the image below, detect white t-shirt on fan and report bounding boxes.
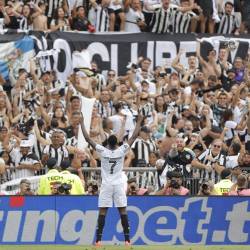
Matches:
[125,7,144,33]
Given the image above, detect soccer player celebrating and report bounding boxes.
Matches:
[80,113,144,246]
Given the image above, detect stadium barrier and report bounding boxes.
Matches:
[0,196,249,245]
[0,168,202,195]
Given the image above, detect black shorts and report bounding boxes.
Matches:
[114,8,124,15]
[107,8,115,15]
[196,0,213,18]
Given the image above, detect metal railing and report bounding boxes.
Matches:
[0,167,233,195]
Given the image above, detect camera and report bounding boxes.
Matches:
[131,63,138,69]
[56,183,72,195]
[169,179,180,189]
[17,117,35,136]
[159,72,166,77]
[201,183,209,190]
[92,184,98,192]
[87,181,99,194]
[196,84,221,97]
[200,181,211,195]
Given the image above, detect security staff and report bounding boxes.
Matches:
[214,168,234,195]
[37,158,63,195]
[60,160,85,195]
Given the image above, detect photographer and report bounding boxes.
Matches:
[37,158,63,195]
[86,180,99,195]
[197,180,216,196]
[155,171,189,196]
[53,182,72,195]
[60,160,85,195]
[127,178,148,195]
[16,179,34,195]
[213,168,234,195]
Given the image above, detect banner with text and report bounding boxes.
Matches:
[0,196,249,245]
[42,32,250,82]
[1,32,250,82]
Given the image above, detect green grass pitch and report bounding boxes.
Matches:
[0,246,249,250]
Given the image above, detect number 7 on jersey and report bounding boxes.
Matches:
[109,160,117,174]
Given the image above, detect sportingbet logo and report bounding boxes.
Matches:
[0,209,98,244]
[0,197,249,245]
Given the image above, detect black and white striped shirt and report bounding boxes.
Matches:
[46,0,64,18]
[43,144,69,167]
[19,16,29,30]
[33,131,51,161]
[217,14,239,34]
[150,5,178,33]
[180,67,199,83]
[96,73,107,91]
[127,170,158,190]
[172,10,196,33]
[89,5,111,32]
[95,100,115,118]
[66,136,78,147]
[195,149,226,183]
[132,138,156,166]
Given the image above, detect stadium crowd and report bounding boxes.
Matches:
[0,0,250,33]
[0,0,250,196]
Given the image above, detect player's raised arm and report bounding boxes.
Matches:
[127,114,144,147]
[80,114,97,149]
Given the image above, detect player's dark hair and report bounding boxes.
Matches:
[107,134,118,149]
[221,168,232,179]
[47,158,57,169]
[61,160,71,170]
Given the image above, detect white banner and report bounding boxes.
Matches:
[77,96,96,149]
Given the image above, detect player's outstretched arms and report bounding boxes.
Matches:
[80,113,97,149]
[127,114,144,147]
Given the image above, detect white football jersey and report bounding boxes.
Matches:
[96,143,130,185]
